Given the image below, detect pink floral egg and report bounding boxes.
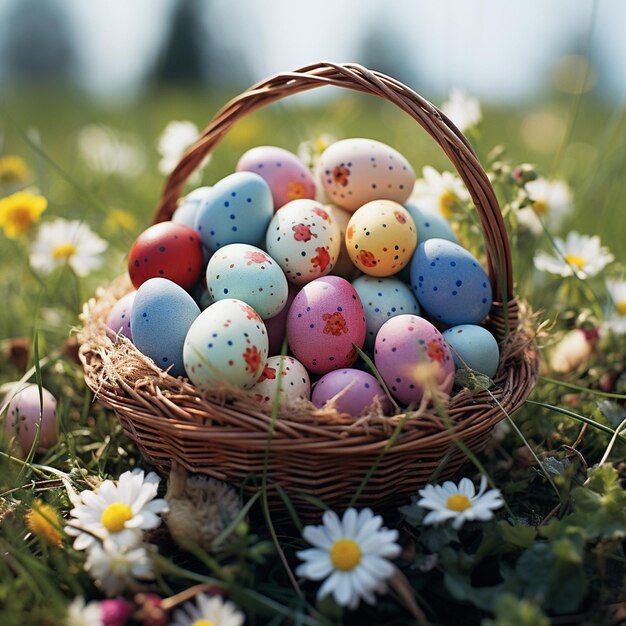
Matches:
[374,314,454,406]
[286,276,366,375]
[249,355,311,408]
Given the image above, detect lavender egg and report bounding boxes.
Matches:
[106,291,136,340]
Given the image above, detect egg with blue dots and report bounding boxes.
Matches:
[183,299,268,389]
[206,244,288,320]
[172,186,213,228]
[410,238,492,326]
[249,355,311,409]
[312,369,391,417]
[404,201,458,244]
[106,290,136,340]
[442,324,500,379]
[194,172,273,252]
[286,275,366,375]
[236,146,317,210]
[265,199,340,285]
[374,314,455,405]
[130,277,201,377]
[351,276,420,349]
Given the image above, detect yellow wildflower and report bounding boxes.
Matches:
[0,155,30,185]
[104,208,137,234]
[0,191,47,239]
[26,499,63,547]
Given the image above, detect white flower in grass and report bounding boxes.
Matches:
[410,166,470,220]
[533,231,614,279]
[66,596,103,626]
[440,89,482,132]
[417,475,504,529]
[65,469,169,551]
[604,279,626,335]
[30,218,107,277]
[517,178,572,235]
[296,507,401,610]
[170,592,245,626]
[158,120,209,182]
[85,537,155,597]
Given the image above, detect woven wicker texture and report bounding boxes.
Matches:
[79,62,539,517]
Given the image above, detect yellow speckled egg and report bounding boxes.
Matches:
[345,200,418,276]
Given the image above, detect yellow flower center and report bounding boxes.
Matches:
[330,538,362,571]
[192,621,215,626]
[52,242,77,261]
[564,253,586,271]
[438,189,458,219]
[532,199,548,215]
[26,500,63,546]
[101,503,133,532]
[617,300,626,316]
[446,494,472,512]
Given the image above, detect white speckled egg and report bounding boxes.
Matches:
[374,314,455,406]
[172,186,213,228]
[265,199,340,285]
[106,290,136,340]
[206,244,288,320]
[410,238,492,326]
[249,355,311,408]
[442,324,500,378]
[194,172,273,252]
[236,146,317,210]
[318,138,415,211]
[131,278,201,376]
[287,276,366,375]
[352,276,420,349]
[345,200,417,276]
[4,383,57,455]
[183,299,268,389]
[404,201,458,244]
[312,368,391,417]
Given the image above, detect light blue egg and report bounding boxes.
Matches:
[351,275,420,348]
[194,172,273,252]
[410,238,492,325]
[443,324,500,378]
[404,201,458,243]
[172,186,213,228]
[131,277,200,376]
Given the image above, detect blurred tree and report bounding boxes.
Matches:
[0,0,78,86]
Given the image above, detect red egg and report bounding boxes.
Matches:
[128,221,204,291]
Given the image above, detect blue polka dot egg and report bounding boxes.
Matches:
[410,238,492,326]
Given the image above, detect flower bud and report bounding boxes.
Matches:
[549,328,597,375]
[101,598,133,626]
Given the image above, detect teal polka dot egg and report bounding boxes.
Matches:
[183,299,268,389]
[410,238,492,326]
[442,324,500,379]
[404,201,458,244]
[351,275,420,349]
[206,243,288,320]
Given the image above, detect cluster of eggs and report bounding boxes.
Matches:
[108,139,501,417]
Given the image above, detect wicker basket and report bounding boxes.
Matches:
[79,62,539,518]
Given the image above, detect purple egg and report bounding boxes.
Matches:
[106,291,136,340]
[312,368,391,417]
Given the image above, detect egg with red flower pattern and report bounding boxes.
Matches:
[249,355,311,408]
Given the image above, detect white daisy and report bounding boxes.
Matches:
[517,178,572,235]
[440,88,482,132]
[30,218,108,277]
[296,507,401,611]
[604,279,626,335]
[65,469,169,551]
[410,166,470,220]
[158,120,209,182]
[66,596,103,626]
[533,231,614,279]
[417,475,504,530]
[84,538,155,597]
[297,133,336,170]
[169,592,245,626]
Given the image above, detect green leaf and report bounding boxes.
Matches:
[497,520,537,549]
[454,368,493,391]
[481,593,550,626]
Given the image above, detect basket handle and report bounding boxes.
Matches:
[154,62,517,334]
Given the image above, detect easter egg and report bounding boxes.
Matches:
[352,276,420,349]
[183,299,268,389]
[106,290,136,340]
[374,314,454,405]
[345,201,417,276]
[404,201,458,244]
[172,186,212,228]
[286,276,366,375]
[442,324,500,378]
[206,244,288,320]
[265,283,300,355]
[131,278,201,376]
[318,138,415,211]
[194,172,273,252]
[128,221,204,291]
[265,199,340,285]
[326,204,360,280]
[410,238,492,326]
[236,146,317,210]
[4,383,57,455]
[249,355,311,408]
[312,369,391,417]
